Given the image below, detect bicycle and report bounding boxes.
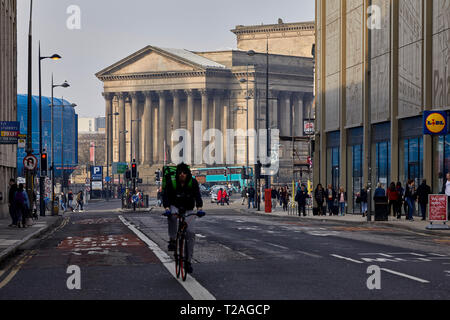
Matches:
[164,207,205,281]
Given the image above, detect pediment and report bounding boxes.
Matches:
[96,46,217,78]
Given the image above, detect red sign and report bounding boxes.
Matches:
[428,195,448,222]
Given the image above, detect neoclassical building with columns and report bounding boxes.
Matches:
[96,22,314,184]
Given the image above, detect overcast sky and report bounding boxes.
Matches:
[17,0,315,118]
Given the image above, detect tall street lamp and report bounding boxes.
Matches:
[130,119,141,163]
[107,112,119,199]
[119,130,128,187]
[38,44,61,216]
[51,76,70,216]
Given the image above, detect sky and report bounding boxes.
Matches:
[17,0,315,118]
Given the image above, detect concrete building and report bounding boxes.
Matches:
[0,0,17,219]
[96,21,315,184]
[314,0,450,213]
[78,117,105,133]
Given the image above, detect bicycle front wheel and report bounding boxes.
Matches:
[175,235,184,279]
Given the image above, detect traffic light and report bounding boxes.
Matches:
[241,166,246,180]
[255,161,262,179]
[155,170,161,182]
[131,162,137,179]
[41,153,48,176]
[125,170,131,180]
[224,169,227,177]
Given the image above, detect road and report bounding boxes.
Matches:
[0,199,449,300]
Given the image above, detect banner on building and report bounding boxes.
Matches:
[423,111,448,135]
[0,121,20,144]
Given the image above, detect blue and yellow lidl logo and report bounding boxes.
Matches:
[424,111,448,135]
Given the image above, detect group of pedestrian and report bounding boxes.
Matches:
[242,186,256,209]
[216,188,229,206]
[8,179,32,228]
[313,184,348,216]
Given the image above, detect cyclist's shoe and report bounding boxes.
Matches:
[168,239,176,251]
[185,261,193,274]
[197,210,206,217]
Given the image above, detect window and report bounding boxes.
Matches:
[401,137,423,186]
[375,141,391,187]
[352,145,363,213]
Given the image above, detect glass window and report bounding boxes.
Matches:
[352,145,363,213]
[375,141,391,188]
[434,135,450,193]
[401,137,423,185]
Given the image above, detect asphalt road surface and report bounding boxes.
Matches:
[0,199,449,300]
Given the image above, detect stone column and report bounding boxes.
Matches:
[102,92,114,167]
[130,92,140,163]
[222,91,231,164]
[143,91,153,165]
[200,89,209,152]
[213,90,223,132]
[184,90,195,164]
[172,90,181,131]
[117,93,126,162]
[294,93,305,137]
[157,91,167,163]
[269,90,279,130]
[279,92,291,137]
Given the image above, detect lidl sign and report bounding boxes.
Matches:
[424,111,447,135]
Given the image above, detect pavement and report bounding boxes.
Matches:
[231,200,450,236]
[0,214,63,265]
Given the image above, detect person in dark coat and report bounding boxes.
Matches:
[295,185,309,217]
[325,184,336,216]
[360,187,368,217]
[396,182,405,219]
[404,180,417,221]
[416,179,431,221]
[315,184,326,216]
[8,178,18,227]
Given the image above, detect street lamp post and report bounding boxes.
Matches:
[38,44,61,216]
[51,76,70,216]
[119,130,128,188]
[130,119,141,164]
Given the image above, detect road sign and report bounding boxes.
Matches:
[91,166,103,181]
[85,186,91,192]
[92,181,103,191]
[85,178,90,184]
[112,162,128,175]
[0,121,20,144]
[105,176,111,183]
[428,195,448,222]
[132,195,139,203]
[23,154,38,170]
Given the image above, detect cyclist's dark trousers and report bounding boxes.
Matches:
[168,206,196,263]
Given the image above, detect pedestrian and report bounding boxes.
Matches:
[441,173,450,217]
[360,186,368,217]
[295,184,309,217]
[241,187,247,205]
[14,184,30,228]
[222,188,229,206]
[68,190,74,211]
[271,187,278,209]
[281,187,289,212]
[387,182,399,217]
[8,178,18,227]
[76,190,84,212]
[404,179,416,221]
[248,186,256,209]
[416,179,431,221]
[217,188,223,206]
[326,184,336,216]
[60,192,66,212]
[314,184,326,216]
[157,187,163,207]
[337,187,347,216]
[396,182,405,219]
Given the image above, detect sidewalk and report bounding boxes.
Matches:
[232,202,450,236]
[0,215,62,264]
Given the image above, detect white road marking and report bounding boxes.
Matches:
[196,234,206,239]
[380,268,430,284]
[331,254,364,264]
[265,242,289,250]
[119,215,216,300]
[297,250,322,258]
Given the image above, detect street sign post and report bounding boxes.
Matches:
[427,195,450,230]
[23,154,38,171]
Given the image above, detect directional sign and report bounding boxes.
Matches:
[23,154,38,170]
[105,176,111,183]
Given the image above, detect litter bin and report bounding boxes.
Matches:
[374,196,388,221]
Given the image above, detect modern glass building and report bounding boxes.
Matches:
[17,94,78,178]
[314,0,449,213]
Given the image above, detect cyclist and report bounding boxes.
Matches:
[163,163,204,274]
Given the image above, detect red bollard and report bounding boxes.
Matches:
[265,189,272,213]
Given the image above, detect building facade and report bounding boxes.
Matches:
[314,0,450,213]
[0,0,17,218]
